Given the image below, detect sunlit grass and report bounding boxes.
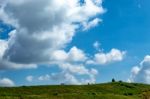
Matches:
[0,82,150,99]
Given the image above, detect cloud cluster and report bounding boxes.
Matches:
[87,48,126,65]
[0,0,126,84]
[50,45,125,84]
[0,0,104,65]
[129,55,150,84]
[26,67,98,85]
[0,78,15,87]
[51,46,87,63]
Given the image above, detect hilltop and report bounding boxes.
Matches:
[0,82,150,99]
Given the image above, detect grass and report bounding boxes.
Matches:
[0,82,150,99]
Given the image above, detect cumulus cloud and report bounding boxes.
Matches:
[87,48,126,65]
[129,55,150,84]
[0,0,107,71]
[59,64,98,84]
[0,0,104,69]
[51,72,81,84]
[51,46,87,63]
[51,68,98,84]
[27,67,98,84]
[0,0,104,65]
[0,78,15,87]
[26,63,98,84]
[0,40,36,69]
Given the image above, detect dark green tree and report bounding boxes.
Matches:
[112,78,115,82]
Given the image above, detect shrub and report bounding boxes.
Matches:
[53,93,58,96]
[119,80,122,83]
[128,93,133,96]
[123,92,133,96]
[91,92,96,95]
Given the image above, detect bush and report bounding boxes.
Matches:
[91,92,96,95]
[53,93,58,96]
[119,80,122,83]
[128,93,133,96]
[123,92,133,96]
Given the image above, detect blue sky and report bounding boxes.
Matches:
[70,0,150,82]
[0,0,150,86]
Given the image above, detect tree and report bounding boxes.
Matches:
[119,80,122,83]
[112,78,115,82]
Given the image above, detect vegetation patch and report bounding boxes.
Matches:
[0,82,150,99]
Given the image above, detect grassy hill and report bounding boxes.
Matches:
[0,82,150,99]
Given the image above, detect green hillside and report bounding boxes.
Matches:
[0,82,150,99]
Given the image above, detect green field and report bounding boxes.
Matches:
[0,82,150,99]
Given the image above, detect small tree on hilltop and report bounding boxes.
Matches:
[112,78,115,82]
[119,80,122,83]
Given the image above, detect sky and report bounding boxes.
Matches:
[0,0,150,87]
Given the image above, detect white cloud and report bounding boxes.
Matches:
[93,41,103,52]
[0,0,127,85]
[26,64,99,84]
[26,73,80,84]
[38,74,50,81]
[68,47,87,62]
[51,50,68,62]
[90,68,98,75]
[82,18,101,30]
[26,75,33,82]
[56,63,98,84]
[129,55,150,84]
[50,46,125,84]
[50,72,81,85]
[131,66,140,75]
[0,0,106,71]
[0,40,7,57]
[60,63,89,75]
[63,73,80,84]
[52,46,87,63]
[93,41,100,50]
[51,63,98,84]
[0,78,15,87]
[87,48,126,65]
[0,0,104,65]
[60,64,98,84]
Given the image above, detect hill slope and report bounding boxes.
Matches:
[0,82,150,99]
